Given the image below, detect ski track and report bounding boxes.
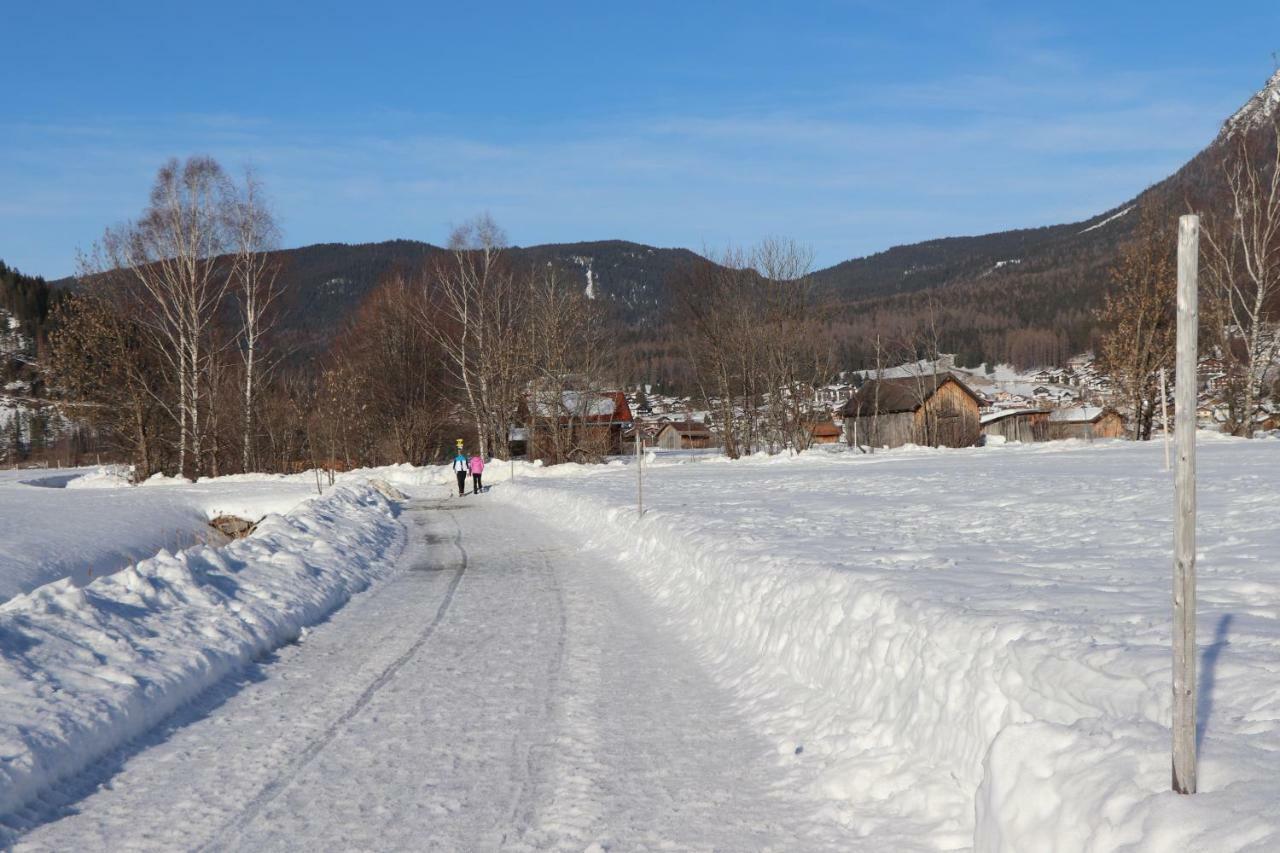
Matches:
[200,503,472,851]
[13,488,845,851]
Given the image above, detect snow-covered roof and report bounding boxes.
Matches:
[980,408,1047,425]
[1048,406,1105,423]
[531,391,618,418]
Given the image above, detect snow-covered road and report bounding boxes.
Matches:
[14,491,843,851]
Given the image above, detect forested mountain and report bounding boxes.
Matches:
[0,261,59,358]
[38,69,1280,379]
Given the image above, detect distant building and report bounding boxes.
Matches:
[808,421,843,445]
[518,390,635,459]
[1047,406,1125,440]
[839,374,983,448]
[655,420,714,450]
[980,408,1051,443]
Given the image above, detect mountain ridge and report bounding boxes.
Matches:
[34,70,1280,376]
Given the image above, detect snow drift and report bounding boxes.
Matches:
[0,482,404,822]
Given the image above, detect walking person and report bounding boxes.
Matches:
[452,442,469,497]
[469,453,485,494]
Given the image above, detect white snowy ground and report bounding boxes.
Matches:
[487,436,1280,851]
[0,466,321,601]
[2,439,1278,850]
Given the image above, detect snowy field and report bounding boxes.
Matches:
[0,467,323,601]
[494,437,1280,851]
[2,441,1278,849]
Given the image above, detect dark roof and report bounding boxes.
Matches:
[839,374,982,417]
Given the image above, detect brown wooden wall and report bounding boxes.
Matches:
[913,381,981,448]
[983,412,1049,443]
[845,382,980,449]
[1048,412,1125,441]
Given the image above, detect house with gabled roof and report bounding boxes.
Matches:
[839,373,983,448]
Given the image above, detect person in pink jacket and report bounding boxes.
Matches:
[468,453,485,494]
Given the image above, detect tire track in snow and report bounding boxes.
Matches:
[496,549,569,849]
[200,502,468,851]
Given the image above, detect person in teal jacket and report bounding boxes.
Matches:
[452,448,469,496]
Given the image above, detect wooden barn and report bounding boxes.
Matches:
[808,421,843,445]
[655,420,714,450]
[1047,406,1125,440]
[839,374,983,449]
[980,408,1051,443]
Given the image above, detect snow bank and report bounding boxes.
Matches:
[63,465,133,489]
[0,470,323,601]
[494,440,1280,849]
[0,482,404,820]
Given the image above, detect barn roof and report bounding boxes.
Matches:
[1048,406,1112,424]
[527,390,633,424]
[980,408,1050,425]
[657,420,711,437]
[839,374,982,417]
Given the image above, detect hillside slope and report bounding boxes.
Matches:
[41,70,1280,374]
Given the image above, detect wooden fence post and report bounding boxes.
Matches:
[1172,214,1199,795]
[636,429,644,516]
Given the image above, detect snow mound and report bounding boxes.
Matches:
[0,481,404,820]
[64,465,133,489]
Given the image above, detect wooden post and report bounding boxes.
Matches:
[1172,214,1199,795]
[635,428,643,516]
[1160,368,1171,471]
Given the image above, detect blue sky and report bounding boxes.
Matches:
[3,1,1279,277]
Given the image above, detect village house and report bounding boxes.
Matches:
[839,374,983,449]
[1047,406,1125,440]
[812,384,855,406]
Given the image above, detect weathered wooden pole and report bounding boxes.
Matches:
[1172,214,1199,795]
[635,428,644,516]
[1160,368,1171,471]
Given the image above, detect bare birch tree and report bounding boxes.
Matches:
[229,170,283,472]
[419,214,526,458]
[523,268,613,462]
[673,239,827,457]
[1202,116,1280,436]
[96,157,236,477]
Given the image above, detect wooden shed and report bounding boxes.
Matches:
[808,421,843,445]
[980,408,1050,443]
[839,374,982,449]
[655,420,714,450]
[1047,406,1125,440]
